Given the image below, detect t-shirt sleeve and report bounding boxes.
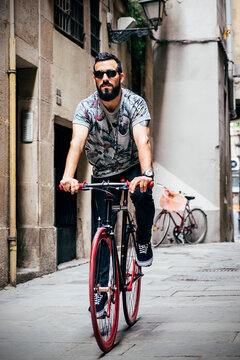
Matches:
[131,96,151,127]
[72,102,92,129]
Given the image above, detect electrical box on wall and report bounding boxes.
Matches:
[21,110,33,143]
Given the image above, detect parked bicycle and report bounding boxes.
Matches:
[60,180,153,353]
[152,186,207,247]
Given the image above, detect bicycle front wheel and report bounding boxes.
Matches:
[122,230,141,326]
[89,228,120,353]
[184,208,207,244]
[152,211,170,247]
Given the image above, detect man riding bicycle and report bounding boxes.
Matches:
[60,52,155,317]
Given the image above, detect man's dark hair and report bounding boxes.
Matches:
[93,52,122,73]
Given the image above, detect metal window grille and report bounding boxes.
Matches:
[90,0,101,57]
[54,0,84,48]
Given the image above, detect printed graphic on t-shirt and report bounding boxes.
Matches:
[73,88,151,177]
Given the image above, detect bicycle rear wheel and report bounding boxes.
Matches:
[122,230,142,326]
[152,211,170,247]
[89,228,120,353]
[184,208,207,244]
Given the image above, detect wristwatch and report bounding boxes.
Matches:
[142,170,154,179]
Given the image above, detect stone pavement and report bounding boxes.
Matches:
[0,242,240,360]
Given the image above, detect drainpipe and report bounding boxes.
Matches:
[226,0,237,119]
[8,0,17,286]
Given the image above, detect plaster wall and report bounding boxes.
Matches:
[233,0,240,65]
[233,0,240,104]
[152,0,232,242]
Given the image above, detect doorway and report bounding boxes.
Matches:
[54,123,76,265]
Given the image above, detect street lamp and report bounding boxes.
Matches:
[107,0,166,44]
[235,135,240,234]
[140,0,165,29]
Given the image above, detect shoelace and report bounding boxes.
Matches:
[94,293,104,305]
[138,244,148,254]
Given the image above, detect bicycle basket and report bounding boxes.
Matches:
[159,189,186,212]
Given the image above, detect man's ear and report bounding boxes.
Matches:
[120,73,125,84]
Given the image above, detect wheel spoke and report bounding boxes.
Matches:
[184,209,207,244]
[152,211,170,247]
[122,230,141,326]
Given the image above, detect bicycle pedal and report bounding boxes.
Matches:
[97,311,107,320]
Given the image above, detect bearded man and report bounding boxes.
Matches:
[60,52,155,317]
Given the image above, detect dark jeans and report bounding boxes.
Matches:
[91,163,155,286]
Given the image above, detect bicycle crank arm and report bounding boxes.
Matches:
[94,285,117,295]
[124,272,144,291]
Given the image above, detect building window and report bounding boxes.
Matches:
[90,0,101,57]
[54,0,85,48]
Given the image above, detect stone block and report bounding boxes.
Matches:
[17,139,38,184]
[17,182,38,227]
[0,27,7,71]
[0,0,7,21]
[0,228,8,288]
[41,17,53,62]
[17,227,40,269]
[0,176,8,226]
[15,0,38,50]
[39,141,54,185]
[40,100,54,142]
[40,0,53,23]
[16,37,39,68]
[41,58,52,103]
[39,227,56,273]
[39,184,54,227]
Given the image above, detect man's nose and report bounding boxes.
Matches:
[102,73,109,81]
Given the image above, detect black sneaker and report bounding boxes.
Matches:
[136,242,153,267]
[88,292,108,318]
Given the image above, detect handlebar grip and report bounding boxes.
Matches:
[149,180,154,188]
[126,180,154,188]
[59,182,86,191]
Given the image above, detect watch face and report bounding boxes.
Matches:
[144,170,154,177]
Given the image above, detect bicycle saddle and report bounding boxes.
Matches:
[185,196,195,201]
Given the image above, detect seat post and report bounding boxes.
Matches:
[105,194,113,226]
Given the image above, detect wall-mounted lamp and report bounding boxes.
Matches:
[107,0,166,44]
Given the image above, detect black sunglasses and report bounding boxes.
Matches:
[94,69,119,79]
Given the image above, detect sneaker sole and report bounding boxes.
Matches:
[136,257,153,267]
[88,301,108,319]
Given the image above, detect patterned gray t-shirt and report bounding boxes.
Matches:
[72,88,151,177]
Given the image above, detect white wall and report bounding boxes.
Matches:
[152,0,232,242]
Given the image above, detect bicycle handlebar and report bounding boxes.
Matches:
[59,180,154,191]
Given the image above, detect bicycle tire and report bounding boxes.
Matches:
[152,211,170,247]
[122,230,141,326]
[89,228,120,353]
[184,208,207,244]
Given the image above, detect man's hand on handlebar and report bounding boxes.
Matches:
[128,176,153,194]
[60,177,79,195]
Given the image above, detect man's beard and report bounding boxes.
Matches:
[97,80,121,101]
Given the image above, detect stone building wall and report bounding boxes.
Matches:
[0,0,137,287]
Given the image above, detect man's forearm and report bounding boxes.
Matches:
[138,141,153,174]
[133,124,153,173]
